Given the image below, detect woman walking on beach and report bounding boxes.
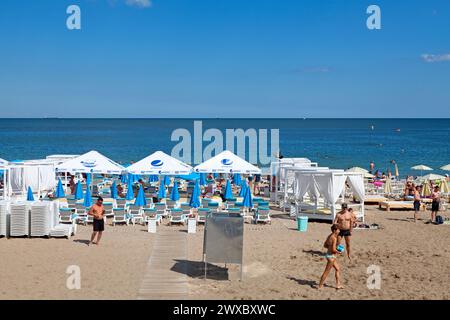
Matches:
[317,224,343,290]
[431,186,441,223]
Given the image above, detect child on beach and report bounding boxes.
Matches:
[317,224,343,290]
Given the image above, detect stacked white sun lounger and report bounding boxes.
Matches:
[30,202,52,237]
[49,224,73,239]
[0,201,10,237]
[10,202,30,237]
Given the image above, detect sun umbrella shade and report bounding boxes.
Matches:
[126,179,134,201]
[149,175,159,182]
[233,173,242,185]
[126,151,192,175]
[74,182,83,200]
[224,180,233,200]
[158,179,166,199]
[346,167,369,173]
[134,185,147,206]
[170,181,180,201]
[440,164,450,171]
[189,180,201,208]
[111,181,118,199]
[239,182,248,197]
[83,187,93,207]
[56,150,125,174]
[422,183,432,197]
[27,187,34,201]
[421,173,446,181]
[242,184,254,208]
[193,150,261,174]
[411,165,433,171]
[384,179,392,194]
[199,173,207,186]
[55,179,65,198]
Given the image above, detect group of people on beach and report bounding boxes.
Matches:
[405,181,442,223]
[317,204,356,290]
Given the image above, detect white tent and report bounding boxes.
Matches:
[0,158,8,166]
[193,150,261,174]
[126,151,192,175]
[55,150,125,174]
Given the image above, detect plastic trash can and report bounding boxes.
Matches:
[297,216,308,232]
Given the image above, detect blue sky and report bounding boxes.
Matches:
[0,0,449,118]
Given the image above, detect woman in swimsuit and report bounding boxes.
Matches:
[318,224,343,290]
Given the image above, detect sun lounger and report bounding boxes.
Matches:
[155,203,168,217]
[197,208,210,224]
[254,207,271,224]
[169,209,186,225]
[128,205,144,225]
[143,208,162,225]
[59,208,75,224]
[379,201,425,211]
[112,208,129,226]
[363,195,388,204]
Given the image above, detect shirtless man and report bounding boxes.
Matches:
[318,224,343,290]
[88,196,105,246]
[413,186,421,222]
[431,186,441,223]
[333,203,356,260]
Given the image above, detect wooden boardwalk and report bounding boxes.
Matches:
[138,230,189,300]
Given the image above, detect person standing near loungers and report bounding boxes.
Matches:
[333,203,356,260]
[431,186,441,223]
[317,224,343,290]
[413,186,422,222]
[89,196,105,246]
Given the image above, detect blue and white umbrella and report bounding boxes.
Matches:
[134,185,147,207]
[55,179,65,198]
[199,173,207,186]
[149,175,159,183]
[74,182,83,200]
[27,186,34,201]
[189,180,201,208]
[170,181,180,201]
[213,173,219,179]
[83,186,93,208]
[86,173,91,186]
[164,175,171,186]
[126,179,134,201]
[242,184,253,209]
[111,181,118,199]
[223,180,233,200]
[158,178,166,199]
[120,174,127,184]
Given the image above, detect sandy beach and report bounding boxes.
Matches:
[1,204,449,300]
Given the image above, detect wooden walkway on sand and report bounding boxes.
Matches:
[138,230,189,300]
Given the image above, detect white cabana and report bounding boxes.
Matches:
[1,158,10,200]
[293,170,365,222]
[127,151,192,175]
[55,150,125,174]
[193,150,261,174]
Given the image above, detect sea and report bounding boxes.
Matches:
[0,118,449,177]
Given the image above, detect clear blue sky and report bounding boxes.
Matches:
[0,0,449,118]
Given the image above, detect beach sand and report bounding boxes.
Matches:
[1,205,449,300]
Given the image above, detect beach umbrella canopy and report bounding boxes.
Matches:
[170,181,180,201]
[242,184,253,208]
[394,163,399,177]
[149,174,159,182]
[193,150,261,174]
[383,179,392,194]
[223,180,233,200]
[134,185,147,206]
[189,180,201,208]
[56,150,125,174]
[422,183,432,197]
[27,186,34,201]
[213,173,219,179]
[440,179,450,193]
[346,167,369,174]
[120,174,127,184]
[110,181,118,199]
[411,165,433,177]
[125,179,134,201]
[164,175,171,186]
[74,182,83,200]
[126,151,192,175]
[0,158,9,167]
[83,187,93,207]
[158,179,166,199]
[440,164,450,171]
[233,173,242,185]
[239,182,248,197]
[421,173,446,181]
[86,173,91,186]
[55,179,65,198]
[199,173,207,186]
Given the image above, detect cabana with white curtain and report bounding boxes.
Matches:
[0,158,11,200]
[270,158,318,203]
[293,170,365,222]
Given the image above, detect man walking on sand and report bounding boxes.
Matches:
[333,203,356,260]
[89,196,105,246]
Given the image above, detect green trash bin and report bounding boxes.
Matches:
[297,216,308,232]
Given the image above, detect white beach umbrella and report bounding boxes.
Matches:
[55,150,125,174]
[420,173,446,181]
[440,164,450,171]
[346,167,369,173]
[193,150,261,174]
[383,178,392,194]
[0,158,8,166]
[411,164,433,177]
[440,179,450,193]
[127,151,192,175]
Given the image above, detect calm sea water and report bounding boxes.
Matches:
[0,119,449,177]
